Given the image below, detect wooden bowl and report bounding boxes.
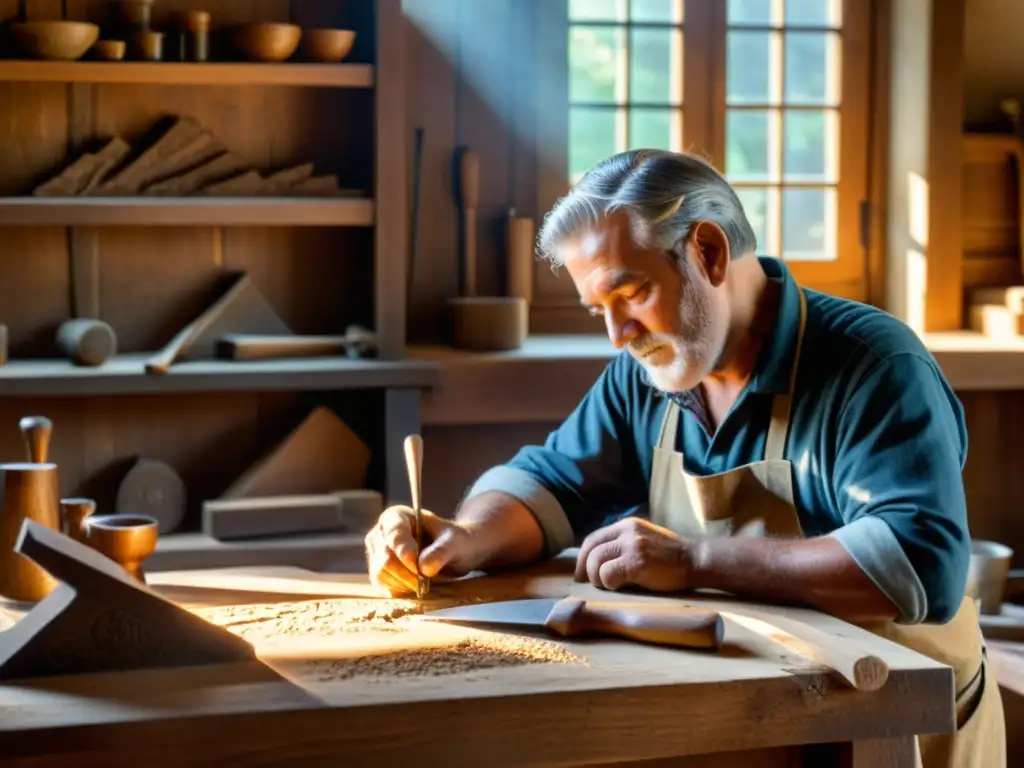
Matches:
[230,22,301,62]
[298,28,356,62]
[93,40,126,61]
[10,21,100,61]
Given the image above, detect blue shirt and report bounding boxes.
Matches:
[467,257,971,625]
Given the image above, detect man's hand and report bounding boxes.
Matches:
[364,505,484,596]
[574,517,694,592]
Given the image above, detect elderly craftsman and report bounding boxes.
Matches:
[365,149,1004,766]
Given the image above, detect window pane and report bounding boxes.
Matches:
[726,31,780,105]
[736,186,780,255]
[628,108,681,150]
[631,0,684,23]
[784,32,840,105]
[570,26,626,103]
[782,187,836,260]
[570,0,627,21]
[727,0,773,25]
[785,0,841,27]
[726,110,780,182]
[630,28,683,104]
[570,107,621,183]
[783,110,836,182]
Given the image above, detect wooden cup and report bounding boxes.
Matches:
[447,296,528,352]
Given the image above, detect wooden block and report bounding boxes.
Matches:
[202,490,382,541]
[141,151,252,196]
[0,520,256,681]
[970,286,1024,313]
[144,272,291,374]
[215,333,371,361]
[221,407,371,499]
[96,117,224,195]
[33,137,131,197]
[199,170,268,196]
[969,304,1024,337]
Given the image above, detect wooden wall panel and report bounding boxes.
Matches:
[404,0,524,344]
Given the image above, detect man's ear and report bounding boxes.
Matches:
[690,221,731,287]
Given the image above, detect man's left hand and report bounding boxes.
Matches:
[574,517,694,592]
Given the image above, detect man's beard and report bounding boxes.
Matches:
[629,273,723,393]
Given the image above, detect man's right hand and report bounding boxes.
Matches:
[364,505,483,596]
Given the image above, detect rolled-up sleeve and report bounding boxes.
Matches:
[829,352,970,625]
[464,353,647,557]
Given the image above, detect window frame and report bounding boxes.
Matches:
[528,0,874,334]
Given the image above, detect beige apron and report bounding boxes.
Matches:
[648,286,1005,768]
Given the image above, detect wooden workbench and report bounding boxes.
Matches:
[0,555,954,767]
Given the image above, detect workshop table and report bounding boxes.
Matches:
[0,555,954,767]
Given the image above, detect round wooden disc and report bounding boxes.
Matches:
[115,457,187,535]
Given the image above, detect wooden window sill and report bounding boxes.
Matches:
[410,332,1024,426]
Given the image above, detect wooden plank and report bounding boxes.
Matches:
[148,532,367,572]
[925,0,966,330]
[0,197,374,226]
[374,0,407,360]
[0,356,441,397]
[404,0,460,344]
[0,61,375,87]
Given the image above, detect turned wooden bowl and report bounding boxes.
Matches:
[10,21,100,61]
[230,22,302,62]
[84,513,159,584]
[298,28,356,62]
[92,40,126,61]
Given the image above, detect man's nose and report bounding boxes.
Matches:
[606,311,642,349]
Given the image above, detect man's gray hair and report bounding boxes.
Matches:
[537,149,758,265]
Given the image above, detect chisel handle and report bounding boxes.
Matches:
[545,598,724,650]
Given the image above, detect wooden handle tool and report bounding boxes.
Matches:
[723,609,890,691]
[19,416,52,464]
[547,599,724,650]
[403,434,428,600]
[456,148,480,297]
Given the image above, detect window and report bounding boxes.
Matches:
[532,0,871,333]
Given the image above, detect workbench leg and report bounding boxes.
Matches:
[841,736,919,767]
[384,387,421,507]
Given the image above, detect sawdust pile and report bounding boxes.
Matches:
[193,598,585,681]
[300,635,583,682]
[194,598,424,640]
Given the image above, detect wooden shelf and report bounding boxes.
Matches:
[0,60,375,88]
[0,196,374,227]
[148,531,367,572]
[0,355,441,397]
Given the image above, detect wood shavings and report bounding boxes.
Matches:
[298,635,585,682]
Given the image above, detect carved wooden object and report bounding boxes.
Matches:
[144,272,291,374]
[202,489,383,541]
[0,520,256,680]
[59,497,95,542]
[0,417,61,602]
[115,457,187,534]
[56,318,117,366]
[221,406,370,499]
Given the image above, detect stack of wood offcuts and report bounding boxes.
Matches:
[968,286,1024,338]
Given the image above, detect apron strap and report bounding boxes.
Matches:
[764,286,808,462]
[656,400,680,452]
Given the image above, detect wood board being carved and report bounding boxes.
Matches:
[0,520,257,681]
[33,115,355,198]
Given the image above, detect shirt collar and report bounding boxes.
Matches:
[747,256,803,395]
